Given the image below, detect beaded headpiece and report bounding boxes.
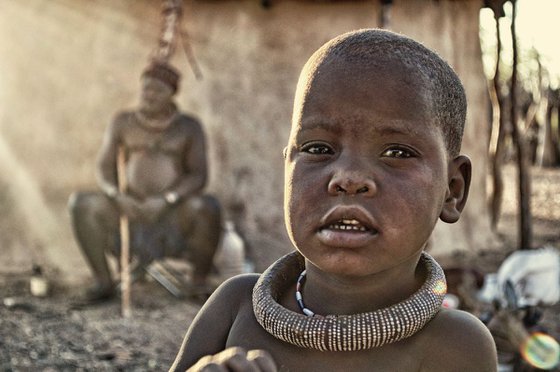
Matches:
[253,251,446,351]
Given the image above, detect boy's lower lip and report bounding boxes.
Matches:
[316,228,378,248]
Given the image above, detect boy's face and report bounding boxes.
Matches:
[284,60,456,277]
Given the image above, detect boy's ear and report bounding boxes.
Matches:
[440,155,472,223]
[283,146,288,159]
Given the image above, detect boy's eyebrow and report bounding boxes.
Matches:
[371,125,416,136]
[299,121,340,133]
[299,118,420,137]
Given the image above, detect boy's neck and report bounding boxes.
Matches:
[298,253,424,315]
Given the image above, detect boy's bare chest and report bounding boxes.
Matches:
[228,312,425,372]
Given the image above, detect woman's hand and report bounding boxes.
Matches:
[187,347,277,372]
[138,196,167,223]
[114,194,142,220]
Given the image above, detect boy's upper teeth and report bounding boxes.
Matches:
[328,219,368,231]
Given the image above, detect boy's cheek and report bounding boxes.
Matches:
[287,166,323,197]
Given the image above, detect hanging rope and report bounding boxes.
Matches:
[178,28,203,80]
[151,0,203,80]
[152,0,183,62]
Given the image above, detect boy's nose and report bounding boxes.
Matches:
[327,171,377,197]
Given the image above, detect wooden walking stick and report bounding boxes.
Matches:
[117,145,131,318]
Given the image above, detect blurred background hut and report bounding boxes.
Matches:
[0,0,556,284]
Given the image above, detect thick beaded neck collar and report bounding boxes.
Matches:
[252,251,446,351]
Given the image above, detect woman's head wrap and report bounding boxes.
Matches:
[142,61,181,93]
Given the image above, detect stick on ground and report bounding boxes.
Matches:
[117,146,131,318]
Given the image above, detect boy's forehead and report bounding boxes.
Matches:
[297,60,433,116]
[308,54,426,91]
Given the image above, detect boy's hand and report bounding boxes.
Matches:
[187,347,277,372]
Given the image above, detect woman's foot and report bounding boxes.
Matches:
[72,282,116,308]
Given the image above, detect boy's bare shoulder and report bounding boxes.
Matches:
[417,308,497,371]
[219,273,260,293]
[172,274,261,370]
[187,273,260,331]
[208,273,260,308]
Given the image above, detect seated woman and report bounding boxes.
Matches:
[68,61,221,303]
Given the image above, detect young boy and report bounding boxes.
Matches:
[170,29,497,372]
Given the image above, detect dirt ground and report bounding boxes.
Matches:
[1,165,559,371]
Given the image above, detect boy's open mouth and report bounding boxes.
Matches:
[317,206,379,247]
[319,205,378,233]
[324,219,372,233]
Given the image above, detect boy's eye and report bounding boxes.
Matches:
[381,147,415,158]
[301,143,333,155]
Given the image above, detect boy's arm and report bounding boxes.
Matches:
[420,309,497,372]
[169,274,259,372]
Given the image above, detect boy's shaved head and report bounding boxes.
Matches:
[293,29,466,157]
